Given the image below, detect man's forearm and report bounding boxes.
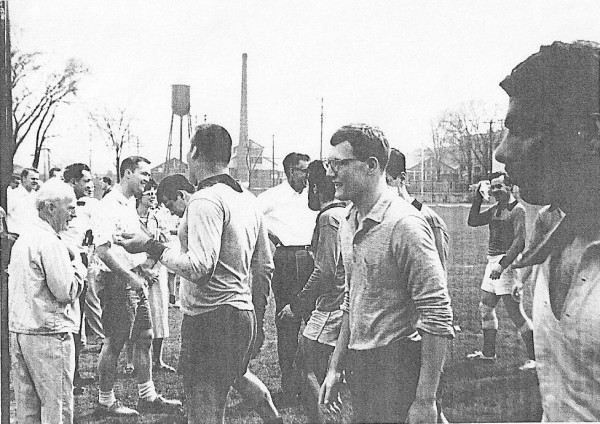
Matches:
[415,332,448,401]
[328,311,350,374]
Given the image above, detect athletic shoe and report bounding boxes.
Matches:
[95,401,139,417]
[137,395,183,414]
[153,363,177,373]
[519,359,537,371]
[466,350,497,361]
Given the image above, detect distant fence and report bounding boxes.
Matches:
[409,180,471,203]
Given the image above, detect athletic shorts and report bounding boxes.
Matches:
[98,271,152,340]
[179,306,255,391]
[302,309,343,347]
[481,255,518,296]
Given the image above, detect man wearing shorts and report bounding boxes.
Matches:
[94,156,181,417]
[117,125,282,424]
[466,172,535,369]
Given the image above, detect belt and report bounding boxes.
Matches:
[275,245,311,251]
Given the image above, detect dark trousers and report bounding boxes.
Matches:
[348,339,422,424]
[272,246,313,394]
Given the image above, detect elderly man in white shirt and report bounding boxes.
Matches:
[7,168,40,235]
[258,152,318,397]
[9,179,86,424]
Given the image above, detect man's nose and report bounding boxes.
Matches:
[494,132,512,164]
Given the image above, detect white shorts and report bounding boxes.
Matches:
[481,255,517,296]
[302,309,343,347]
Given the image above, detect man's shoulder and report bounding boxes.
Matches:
[319,203,348,226]
[420,204,448,230]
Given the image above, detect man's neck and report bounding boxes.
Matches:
[355,177,387,218]
[287,180,304,194]
[196,167,229,184]
[117,183,134,199]
[397,185,414,204]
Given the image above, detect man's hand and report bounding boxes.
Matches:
[114,232,151,254]
[318,371,343,414]
[489,263,503,280]
[512,280,523,302]
[276,304,294,322]
[125,271,146,291]
[406,398,437,424]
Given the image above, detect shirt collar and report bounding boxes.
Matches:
[346,190,395,225]
[33,216,60,237]
[196,173,243,193]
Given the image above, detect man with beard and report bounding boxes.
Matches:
[495,40,600,421]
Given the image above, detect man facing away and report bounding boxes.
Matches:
[9,179,86,423]
[257,152,317,396]
[117,124,282,424]
[94,156,181,417]
[319,123,454,424]
[495,40,600,421]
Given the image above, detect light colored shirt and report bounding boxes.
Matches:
[160,175,273,315]
[519,213,600,421]
[290,203,346,316]
[411,199,449,273]
[340,191,454,350]
[8,217,86,334]
[6,184,38,235]
[258,181,317,246]
[60,196,101,276]
[94,186,146,272]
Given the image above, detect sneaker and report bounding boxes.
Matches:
[137,395,183,414]
[519,359,537,371]
[153,362,177,373]
[466,350,497,361]
[95,401,139,417]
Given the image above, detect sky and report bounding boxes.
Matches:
[9,1,600,175]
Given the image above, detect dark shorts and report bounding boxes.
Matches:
[272,247,314,314]
[347,338,422,424]
[179,306,255,391]
[98,272,152,341]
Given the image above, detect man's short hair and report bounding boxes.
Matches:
[501,41,600,137]
[21,168,39,179]
[143,178,158,193]
[11,174,21,183]
[119,156,150,178]
[283,153,310,179]
[307,160,335,203]
[49,167,62,177]
[102,176,112,185]
[189,124,232,166]
[35,179,76,211]
[63,163,90,183]
[386,148,406,179]
[156,174,195,202]
[488,171,512,187]
[330,124,390,170]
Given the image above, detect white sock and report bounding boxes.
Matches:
[99,389,116,407]
[138,380,158,401]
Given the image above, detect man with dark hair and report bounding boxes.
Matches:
[156,173,195,218]
[7,167,40,235]
[319,123,453,424]
[495,40,600,421]
[117,124,282,424]
[258,151,317,397]
[93,156,180,416]
[277,160,346,423]
[101,176,113,198]
[386,148,449,270]
[49,167,64,180]
[62,163,103,394]
[466,172,535,370]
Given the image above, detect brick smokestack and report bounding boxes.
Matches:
[238,53,249,182]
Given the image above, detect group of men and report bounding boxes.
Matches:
[3,39,600,424]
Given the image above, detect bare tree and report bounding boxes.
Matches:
[435,101,505,184]
[11,49,88,166]
[89,108,135,182]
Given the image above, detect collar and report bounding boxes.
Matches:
[196,174,243,193]
[317,201,345,221]
[411,198,423,211]
[346,191,395,226]
[516,211,575,267]
[34,217,60,238]
[109,185,134,206]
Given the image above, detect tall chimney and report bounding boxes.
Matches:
[238,53,248,182]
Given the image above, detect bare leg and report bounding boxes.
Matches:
[186,382,228,424]
[300,336,334,423]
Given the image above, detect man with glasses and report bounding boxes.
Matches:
[257,152,317,397]
[318,124,454,424]
[466,172,535,370]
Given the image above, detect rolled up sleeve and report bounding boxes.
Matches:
[393,216,454,338]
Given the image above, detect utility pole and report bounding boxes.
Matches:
[320,98,324,160]
[0,2,12,422]
[272,134,275,187]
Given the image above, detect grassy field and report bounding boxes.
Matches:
[12,203,543,423]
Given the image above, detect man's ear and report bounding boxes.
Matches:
[400,171,407,182]
[365,157,380,174]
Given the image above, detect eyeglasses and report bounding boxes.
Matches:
[490,184,505,190]
[323,158,360,172]
[291,167,308,175]
[143,189,157,196]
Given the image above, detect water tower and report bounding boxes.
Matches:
[165,84,192,173]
